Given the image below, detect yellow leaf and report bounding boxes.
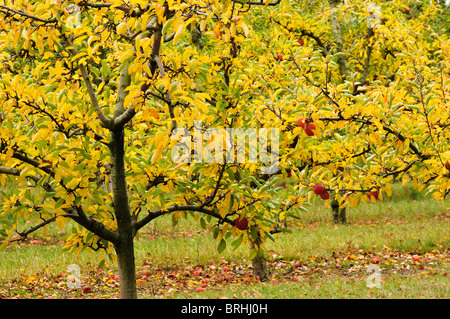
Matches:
[200,19,207,31]
[56,216,64,230]
[151,148,163,164]
[213,22,222,39]
[143,107,151,122]
[117,22,127,35]
[173,22,185,44]
[239,21,249,37]
[150,107,159,119]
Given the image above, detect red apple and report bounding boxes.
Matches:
[235,216,249,230]
[277,54,283,60]
[304,127,315,136]
[335,264,341,269]
[320,191,330,200]
[297,118,306,128]
[412,255,420,262]
[196,287,204,292]
[371,258,380,264]
[287,171,292,178]
[142,269,151,277]
[82,286,91,293]
[369,190,379,200]
[401,8,410,14]
[298,39,304,46]
[445,161,450,170]
[313,183,325,195]
[304,122,316,136]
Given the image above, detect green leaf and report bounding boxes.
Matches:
[217,239,226,254]
[231,235,243,249]
[200,217,206,229]
[249,249,258,260]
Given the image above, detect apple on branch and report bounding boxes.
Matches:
[304,122,316,136]
[235,216,249,230]
[297,117,306,128]
[313,183,325,195]
[445,161,450,170]
[320,191,330,200]
[367,190,379,200]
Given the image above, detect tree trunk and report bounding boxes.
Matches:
[115,240,137,299]
[110,128,137,298]
[331,197,347,224]
[329,0,350,79]
[251,235,269,281]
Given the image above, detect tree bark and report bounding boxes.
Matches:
[331,196,347,224]
[115,238,137,299]
[110,128,137,299]
[251,235,269,281]
[329,0,350,79]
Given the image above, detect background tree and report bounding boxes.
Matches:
[241,0,449,224]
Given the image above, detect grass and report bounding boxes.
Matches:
[0,182,449,298]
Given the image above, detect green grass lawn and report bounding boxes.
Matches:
[0,183,449,299]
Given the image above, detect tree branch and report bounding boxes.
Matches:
[11,151,56,178]
[201,164,227,208]
[11,216,58,241]
[61,35,112,129]
[0,4,57,24]
[232,0,281,6]
[135,204,235,232]
[77,1,151,17]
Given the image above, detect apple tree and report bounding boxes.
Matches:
[0,0,300,298]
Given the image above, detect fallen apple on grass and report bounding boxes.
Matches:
[142,269,151,277]
[82,286,92,293]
